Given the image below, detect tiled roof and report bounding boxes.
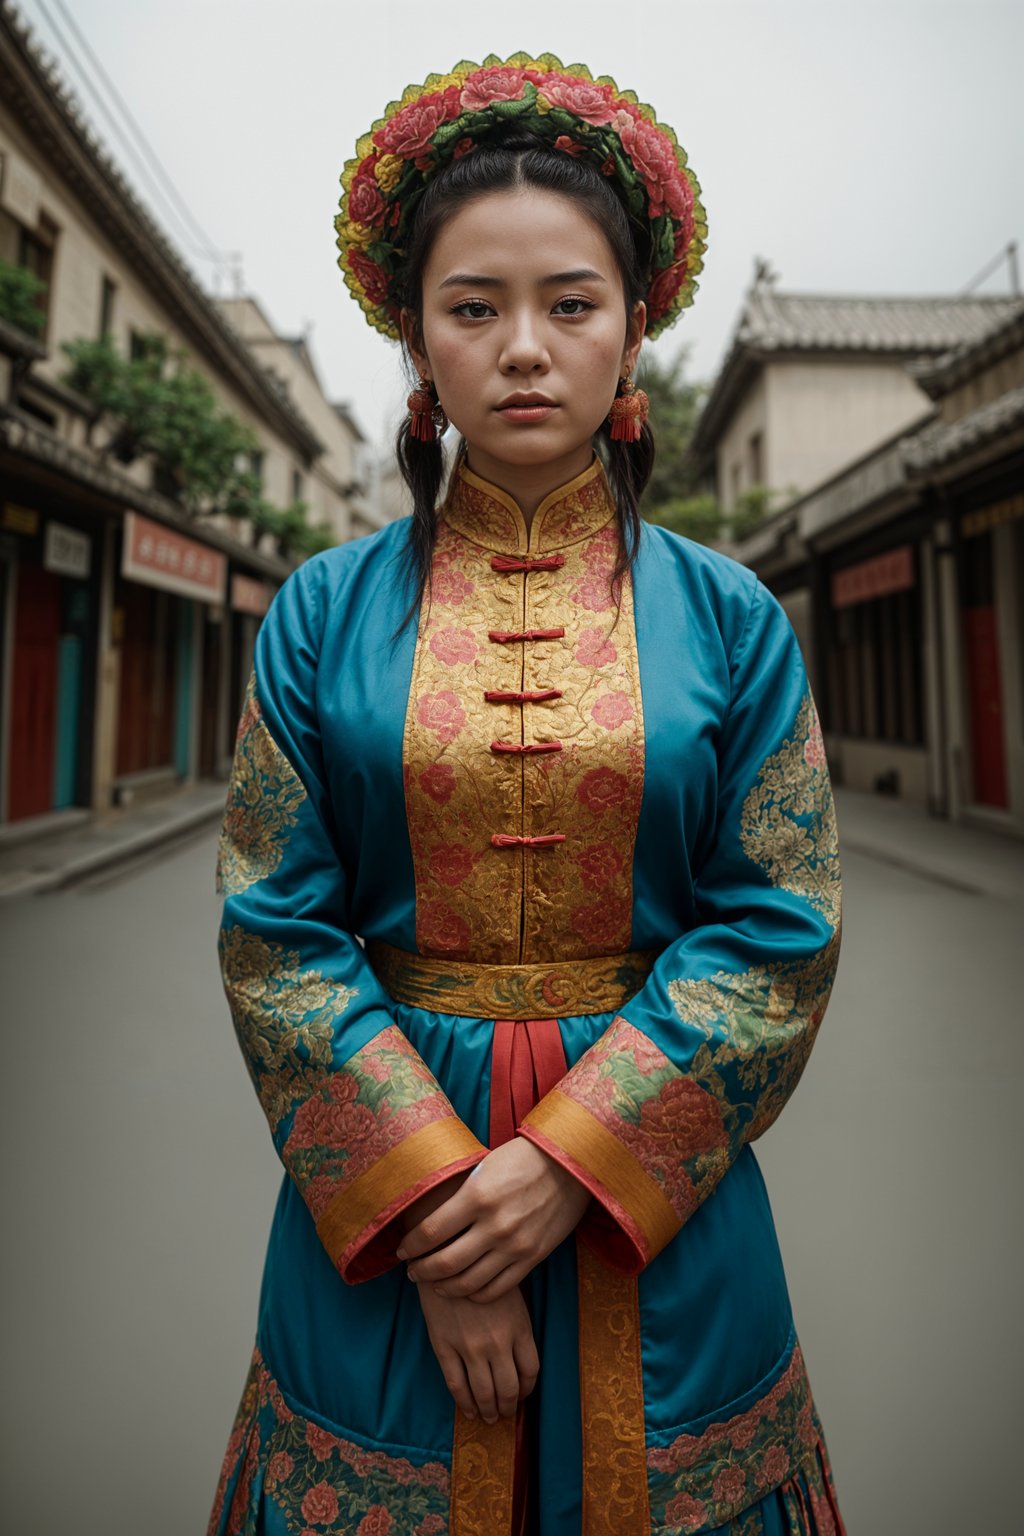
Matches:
[693,281,1022,457]
[909,300,1024,399]
[901,385,1024,473]
[736,289,1021,355]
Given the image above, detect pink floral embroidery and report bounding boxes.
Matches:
[429,626,478,666]
[418,897,472,955]
[570,897,632,950]
[575,627,617,667]
[664,1491,707,1531]
[460,67,526,110]
[267,1450,294,1485]
[346,247,390,305]
[306,1422,338,1460]
[575,841,626,891]
[356,1506,395,1535]
[611,109,693,221]
[712,1466,746,1503]
[301,1481,339,1524]
[416,691,466,743]
[419,763,456,804]
[347,169,386,229]
[553,135,587,156]
[755,1444,790,1488]
[591,691,635,730]
[572,573,614,612]
[536,76,616,124]
[804,707,827,769]
[427,843,476,887]
[371,89,461,160]
[576,766,630,814]
[430,568,474,606]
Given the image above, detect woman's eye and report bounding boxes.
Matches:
[553,296,595,317]
[451,300,494,319]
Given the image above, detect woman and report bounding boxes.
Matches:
[208,54,846,1536]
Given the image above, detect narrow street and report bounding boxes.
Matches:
[0,817,1020,1533]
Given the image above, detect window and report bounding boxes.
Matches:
[748,431,763,486]
[291,467,303,502]
[16,211,58,339]
[826,578,923,745]
[250,450,265,486]
[99,276,116,339]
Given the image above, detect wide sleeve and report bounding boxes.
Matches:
[517,577,842,1275]
[216,558,487,1284]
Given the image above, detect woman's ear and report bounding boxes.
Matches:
[622,300,646,376]
[400,309,431,382]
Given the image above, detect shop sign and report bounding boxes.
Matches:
[44,520,91,580]
[1,503,39,536]
[122,511,226,603]
[832,545,914,609]
[962,492,1024,539]
[230,573,274,616]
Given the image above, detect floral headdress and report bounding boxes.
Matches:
[336,53,707,342]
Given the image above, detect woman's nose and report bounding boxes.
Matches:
[498,312,551,373]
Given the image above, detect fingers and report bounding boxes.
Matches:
[490,1351,522,1422]
[406,1232,489,1286]
[513,1328,540,1401]
[465,1355,499,1425]
[398,1189,474,1261]
[436,1350,477,1420]
[429,1253,509,1299]
[463,1263,526,1305]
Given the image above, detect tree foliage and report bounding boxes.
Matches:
[0,258,47,337]
[61,330,333,557]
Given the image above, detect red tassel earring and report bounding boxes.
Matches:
[406,375,448,443]
[606,372,650,442]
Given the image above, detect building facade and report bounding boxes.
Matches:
[711,273,1024,838]
[0,4,378,827]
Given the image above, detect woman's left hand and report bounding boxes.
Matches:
[397,1138,591,1302]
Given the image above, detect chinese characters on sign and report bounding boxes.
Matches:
[832,545,914,609]
[122,511,227,603]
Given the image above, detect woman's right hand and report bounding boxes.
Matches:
[416,1280,539,1424]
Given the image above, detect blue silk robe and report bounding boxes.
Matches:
[208,455,846,1536]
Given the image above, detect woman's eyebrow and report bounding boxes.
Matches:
[438,268,607,289]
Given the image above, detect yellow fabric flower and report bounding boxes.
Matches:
[374,155,404,194]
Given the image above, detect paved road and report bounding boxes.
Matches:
[0,825,1019,1533]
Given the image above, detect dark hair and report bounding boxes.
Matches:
[392,134,655,635]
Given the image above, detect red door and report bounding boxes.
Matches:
[9,564,61,820]
[962,604,1008,808]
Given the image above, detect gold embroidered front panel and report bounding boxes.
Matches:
[401,459,646,965]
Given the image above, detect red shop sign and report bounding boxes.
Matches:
[122,511,226,604]
[832,545,914,609]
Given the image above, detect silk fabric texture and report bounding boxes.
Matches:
[208,456,846,1536]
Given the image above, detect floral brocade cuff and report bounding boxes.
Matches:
[281,1025,488,1283]
[518,1015,730,1273]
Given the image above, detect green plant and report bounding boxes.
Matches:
[0,258,47,337]
[650,494,723,544]
[729,485,776,540]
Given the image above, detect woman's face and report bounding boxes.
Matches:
[404,187,645,486]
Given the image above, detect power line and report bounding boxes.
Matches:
[960,241,1020,298]
[27,0,241,281]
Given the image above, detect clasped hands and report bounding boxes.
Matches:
[399,1138,591,1426]
[398,1135,590,1302]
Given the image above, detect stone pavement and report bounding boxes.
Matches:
[0,779,228,899]
[0,774,1019,902]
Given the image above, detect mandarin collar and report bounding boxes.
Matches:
[439,455,617,556]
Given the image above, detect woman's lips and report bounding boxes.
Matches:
[495,403,558,423]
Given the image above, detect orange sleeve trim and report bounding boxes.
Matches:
[522,1090,680,1259]
[315,1119,486,1269]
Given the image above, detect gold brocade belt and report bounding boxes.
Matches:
[365,938,657,1019]
[366,937,655,1535]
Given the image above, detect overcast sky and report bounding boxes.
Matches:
[22,0,1024,456]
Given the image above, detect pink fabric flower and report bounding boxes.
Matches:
[663,1491,708,1531]
[356,1505,394,1535]
[300,1481,339,1524]
[575,627,616,667]
[591,691,634,730]
[575,840,626,891]
[372,89,461,160]
[416,690,466,743]
[431,568,474,606]
[611,110,690,220]
[576,766,630,814]
[572,574,614,613]
[460,68,526,111]
[419,898,472,955]
[756,1443,791,1488]
[305,1421,337,1460]
[266,1450,294,1485]
[553,135,587,157]
[538,77,616,124]
[348,170,386,229]
[428,843,475,887]
[347,248,390,305]
[429,626,478,665]
[712,1464,747,1504]
[804,709,827,769]
[419,763,457,804]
